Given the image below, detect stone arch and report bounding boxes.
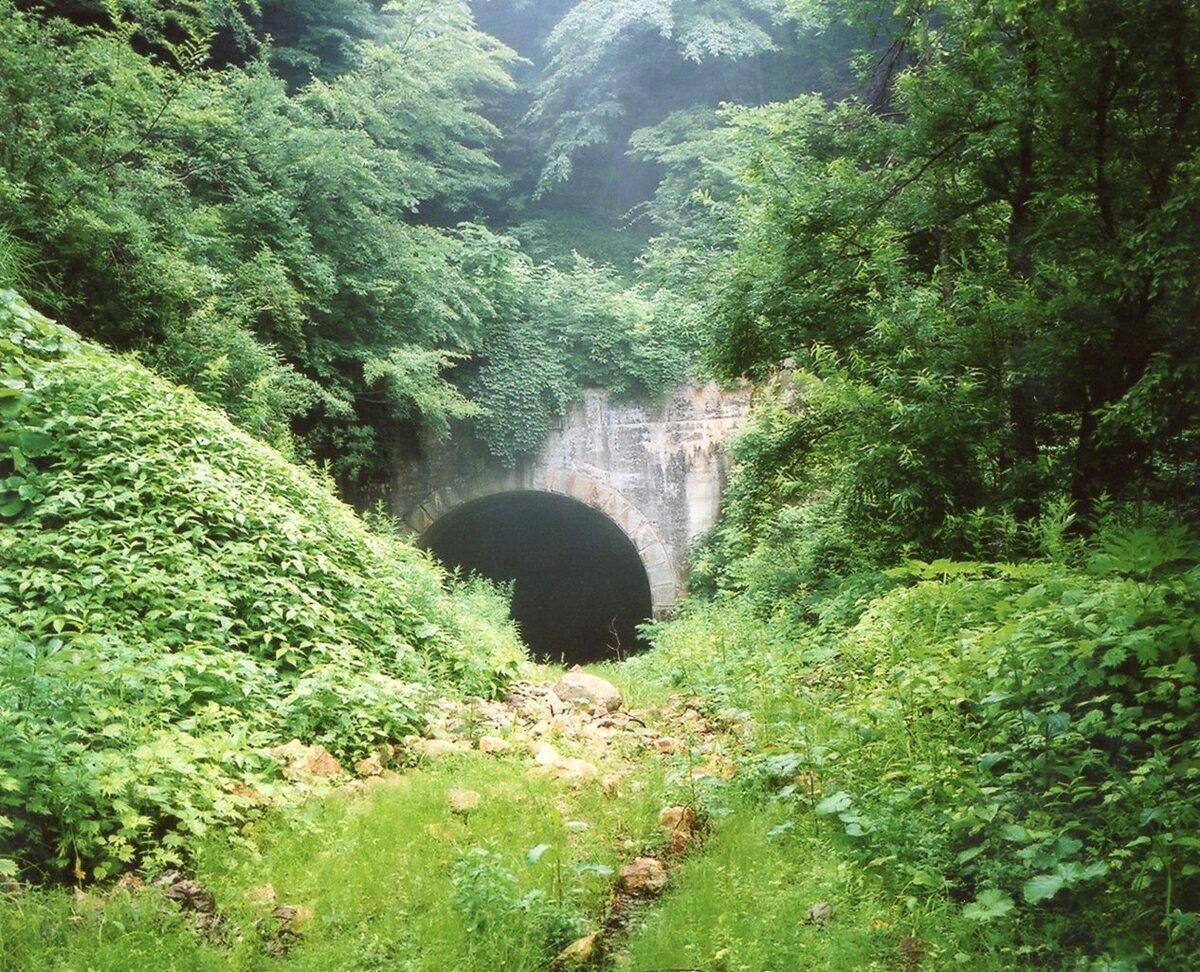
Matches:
[404,469,680,617]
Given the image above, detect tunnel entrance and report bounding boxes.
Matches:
[423,491,652,665]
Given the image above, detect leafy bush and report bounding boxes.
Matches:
[0,291,525,880]
[634,526,1200,966]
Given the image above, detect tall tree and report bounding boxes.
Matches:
[683,0,1200,551]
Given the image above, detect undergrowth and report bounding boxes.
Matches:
[626,525,1200,968]
[0,291,525,883]
[0,739,675,971]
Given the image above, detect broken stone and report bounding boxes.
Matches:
[411,738,467,760]
[273,904,314,927]
[658,805,697,838]
[534,742,562,767]
[617,857,668,896]
[425,823,456,842]
[808,901,834,924]
[113,873,145,893]
[555,757,599,783]
[544,689,567,716]
[354,753,383,777]
[230,783,267,806]
[270,740,343,781]
[555,932,600,965]
[478,735,513,754]
[651,735,685,754]
[157,874,215,914]
[245,884,277,905]
[447,788,481,815]
[692,753,736,780]
[898,936,926,971]
[553,670,623,713]
[600,772,623,798]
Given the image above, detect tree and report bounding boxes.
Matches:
[679,0,1200,555]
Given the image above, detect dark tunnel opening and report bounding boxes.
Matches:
[423,491,652,665]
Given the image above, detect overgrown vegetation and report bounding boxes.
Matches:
[0,291,524,882]
[3,0,1200,967]
[0,0,697,482]
[628,521,1200,967]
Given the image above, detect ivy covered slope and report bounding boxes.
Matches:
[0,291,524,882]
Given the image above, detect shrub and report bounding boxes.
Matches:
[0,291,525,880]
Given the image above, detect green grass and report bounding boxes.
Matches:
[0,746,676,971]
[623,794,992,972]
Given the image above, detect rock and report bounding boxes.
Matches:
[447,788,481,815]
[555,932,600,965]
[245,884,277,905]
[898,936,926,971]
[354,754,383,777]
[555,757,599,783]
[651,735,685,754]
[544,689,567,716]
[231,783,266,804]
[160,876,216,914]
[534,742,562,767]
[658,805,697,839]
[553,670,623,713]
[425,823,455,842]
[273,904,314,927]
[113,873,145,893]
[479,735,513,754]
[600,772,623,798]
[692,753,736,780]
[808,901,834,924]
[617,857,668,896]
[270,740,343,780]
[412,738,467,760]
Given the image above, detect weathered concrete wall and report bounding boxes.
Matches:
[392,381,751,616]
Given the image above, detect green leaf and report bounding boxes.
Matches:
[1022,873,1065,905]
[814,791,852,815]
[963,889,1015,921]
[526,843,552,864]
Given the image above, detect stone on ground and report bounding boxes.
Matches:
[553,668,623,713]
[555,932,600,965]
[478,735,512,754]
[410,737,467,760]
[617,856,668,896]
[354,753,383,777]
[447,789,481,815]
[658,805,697,839]
[270,740,343,781]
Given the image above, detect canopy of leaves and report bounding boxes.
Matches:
[661,0,1200,567]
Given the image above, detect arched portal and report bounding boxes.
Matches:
[423,491,652,664]
[405,469,680,618]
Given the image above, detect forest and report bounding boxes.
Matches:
[1,0,1198,969]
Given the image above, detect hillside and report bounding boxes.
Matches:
[0,290,524,882]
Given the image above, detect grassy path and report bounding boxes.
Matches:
[1,662,976,971]
[0,668,720,971]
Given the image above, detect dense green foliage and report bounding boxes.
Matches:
[657,0,1200,565]
[633,525,1200,966]
[3,0,1200,967]
[0,291,523,881]
[0,0,697,481]
[623,1,1200,964]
